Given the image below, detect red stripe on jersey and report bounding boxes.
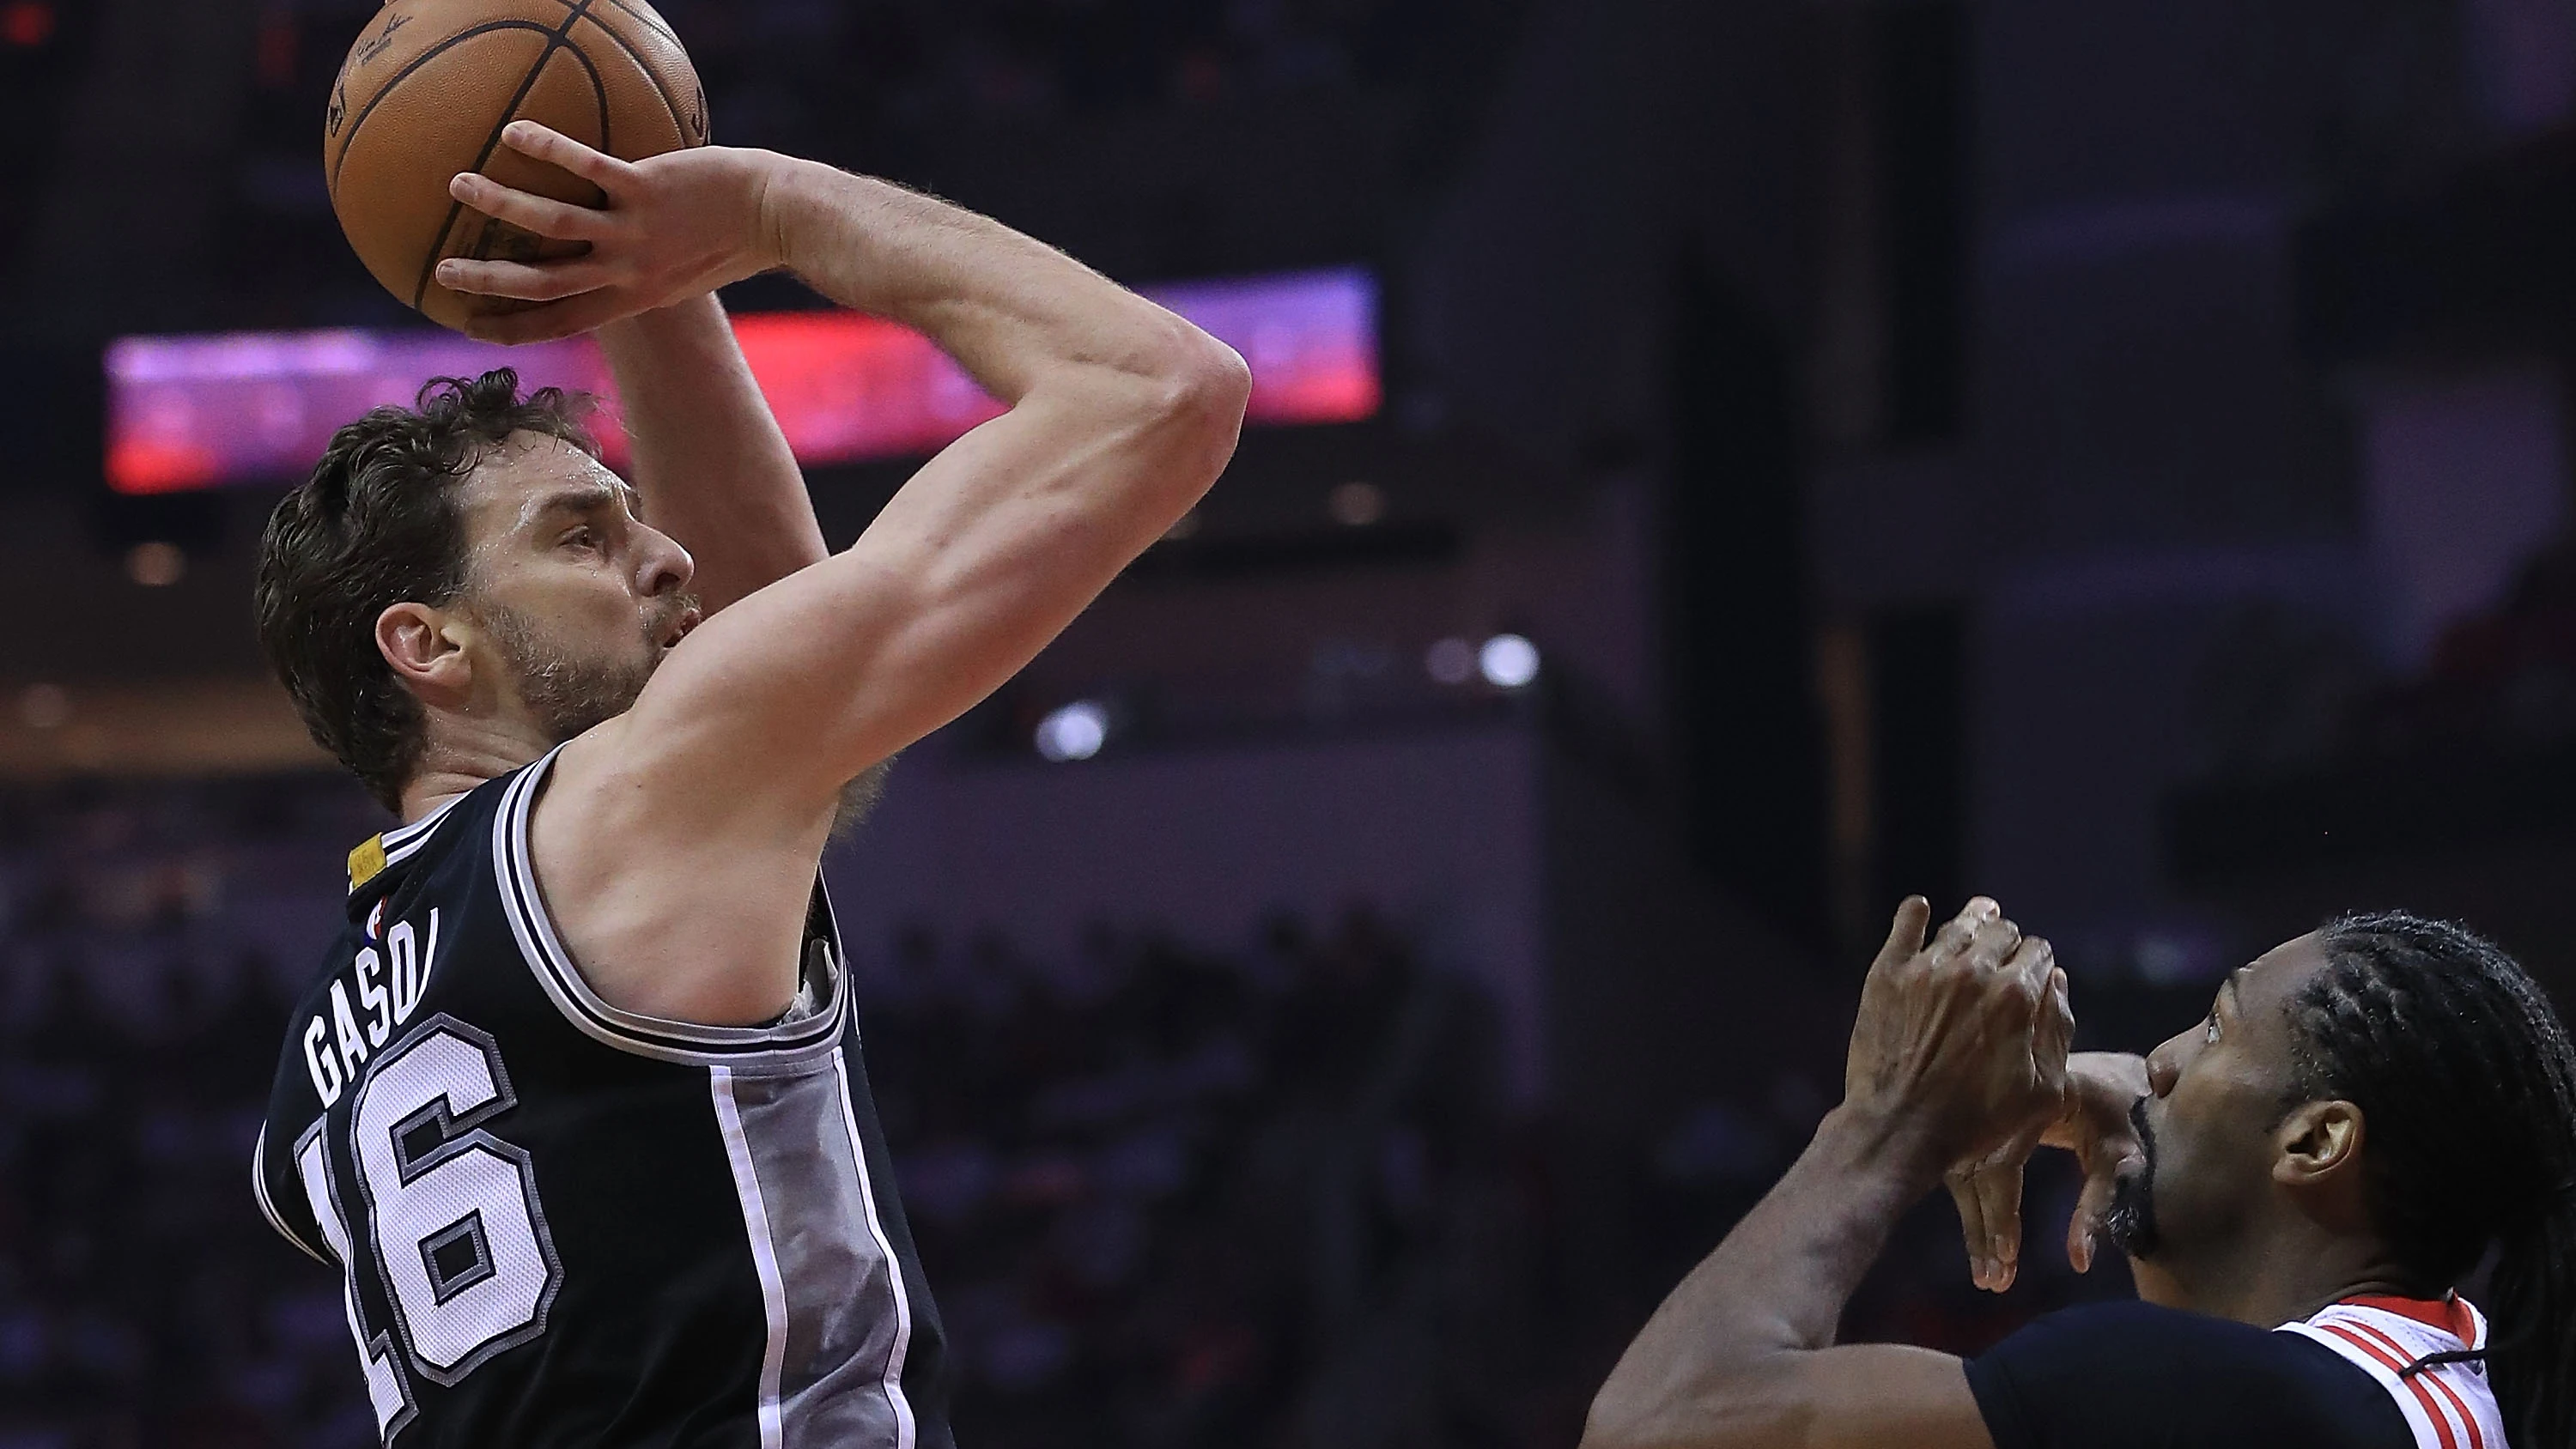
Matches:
[2342,1319,2484,1449]
[2320,1323,2461,1449]
[2345,1294,2481,1347]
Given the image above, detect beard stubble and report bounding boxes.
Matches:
[478,593,696,746]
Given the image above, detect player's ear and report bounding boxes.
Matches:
[2273,1098,2365,1193]
[377,601,473,699]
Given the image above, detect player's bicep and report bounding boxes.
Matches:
[1588,1345,1995,1449]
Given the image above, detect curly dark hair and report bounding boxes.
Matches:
[253,370,597,812]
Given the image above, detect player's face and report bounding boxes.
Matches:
[2111,933,2327,1300]
[452,433,699,743]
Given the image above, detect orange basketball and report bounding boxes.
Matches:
[323,0,708,332]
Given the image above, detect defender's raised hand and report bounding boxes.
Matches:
[1844,897,2072,1182]
[1947,1050,2150,1291]
[437,121,786,343]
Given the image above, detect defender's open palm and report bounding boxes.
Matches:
[1844,897,2072,1176]
[438,121,781,343]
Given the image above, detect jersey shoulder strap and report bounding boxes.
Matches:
[2277,1295,2506,1449]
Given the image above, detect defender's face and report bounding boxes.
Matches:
[452,433,698,741]
[2116,933,2330,1300]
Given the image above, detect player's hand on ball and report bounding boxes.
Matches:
[1947,1050,2148,1291]
[1843,896,2072,1193]
[434,121,784,343]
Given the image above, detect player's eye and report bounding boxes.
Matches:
[562,527,599,552]
[2204,1012,2221,1045]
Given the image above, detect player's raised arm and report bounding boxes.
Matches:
[432,124,1245,1022]
[1580,899,2067,1449]
[445,124,1245,803]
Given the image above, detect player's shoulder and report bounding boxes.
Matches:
[1967,1299,2413,1449]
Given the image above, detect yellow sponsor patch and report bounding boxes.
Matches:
[348,834,388,890]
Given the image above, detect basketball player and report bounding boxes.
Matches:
[1583,900,2576,1449]
[247,120,1251,1448]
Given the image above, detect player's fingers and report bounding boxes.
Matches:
[497,119,635,189]
[1944,1166,1999,1292]
[2065,1143,2136,1273]
[1963,912,2023,974]
[449,173,614,242]
[435,256,614,303]
[1926,897,1995,963]
[1974,1152,2028,1291]
[453,290,626,345]
[1871,896,1932,974]
[2038,965,2072,1060]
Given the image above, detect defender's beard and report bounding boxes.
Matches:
[2104,1094,2163,1260]
[479,595,696,746]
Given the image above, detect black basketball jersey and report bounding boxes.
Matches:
[252,749,951,1449]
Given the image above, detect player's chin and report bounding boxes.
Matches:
[2103,1169,2160,1260]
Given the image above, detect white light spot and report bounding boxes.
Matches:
[125,541,185,586]
[1479,634,1540,689]
[1327,481,1386,527]
[1425,637,1476,685]
[1035,700,1109,761]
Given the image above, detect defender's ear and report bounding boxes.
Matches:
[376,602,473,701]
[2273,1098,2365,1192]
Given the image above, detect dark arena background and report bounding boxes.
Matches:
[4,0,2576,1445]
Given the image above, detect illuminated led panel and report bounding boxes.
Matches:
[105,269,1378,494]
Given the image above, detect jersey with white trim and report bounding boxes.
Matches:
[2278,1295,2507,1449]
[252,751,951,1449]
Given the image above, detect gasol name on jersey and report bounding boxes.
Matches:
[303,904,444,1106]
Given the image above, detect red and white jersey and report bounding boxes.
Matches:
[2276,1295,2506,1449]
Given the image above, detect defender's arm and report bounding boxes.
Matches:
[1583,1109,1993,1449]
[1583,900,2069,1449]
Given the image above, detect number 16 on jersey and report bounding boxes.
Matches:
[292,1016,563,1438]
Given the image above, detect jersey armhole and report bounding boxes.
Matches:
[490,746,849,1068]
[251,1123,331,1265]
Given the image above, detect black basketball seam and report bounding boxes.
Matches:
[327,20,562,199]
[557,34,611,158]
[572,11,690,145]
[526,0,692,142]
[598,0,681,48]
[535,0,681,52]
[408,0,607,312]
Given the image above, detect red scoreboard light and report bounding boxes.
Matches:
[105,269,1379,494]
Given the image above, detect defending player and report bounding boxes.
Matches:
[247,121,1250,1447]
[1583,900,2576,1449]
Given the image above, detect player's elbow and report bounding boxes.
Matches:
[1154,332,1252,444]
[1134,330,1251,497]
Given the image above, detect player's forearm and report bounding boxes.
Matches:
[595,295,826,615]
[756,156,1231,409]
[1587,1106,1940,1447]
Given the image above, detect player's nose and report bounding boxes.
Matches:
[635,524,695,598]
[2143,1037,2183,1097]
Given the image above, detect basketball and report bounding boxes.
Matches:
[322,0,708,332]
